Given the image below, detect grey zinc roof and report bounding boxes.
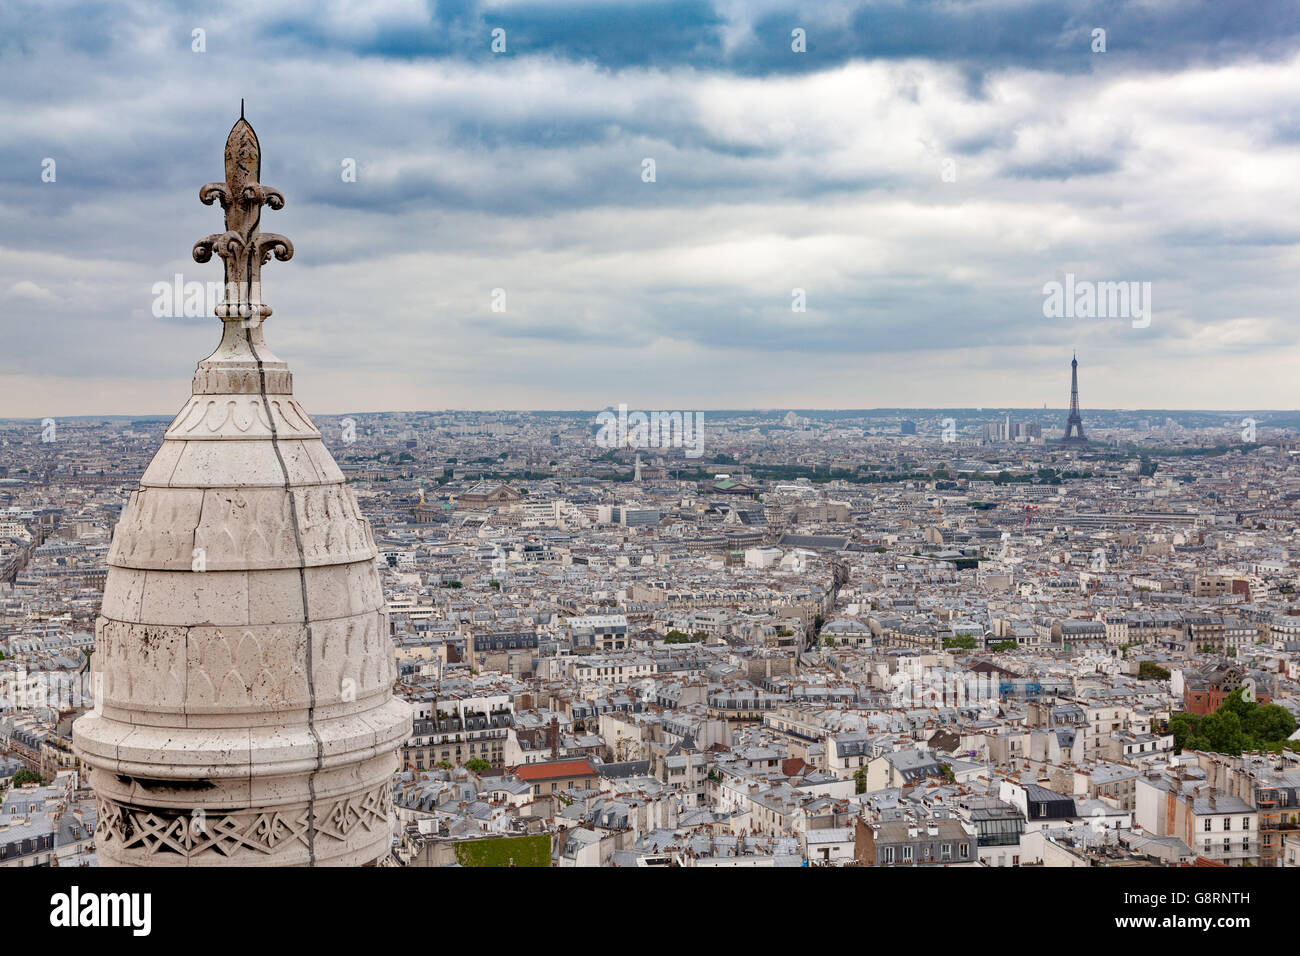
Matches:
[886,749,943,779]
[597,760,651,779]
[1189,794,1254,815]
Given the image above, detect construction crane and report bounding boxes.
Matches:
[1025,504,1038,529]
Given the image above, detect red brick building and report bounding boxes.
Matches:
[1183,663,1270,716]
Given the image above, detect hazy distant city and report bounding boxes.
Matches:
[5,392,1300,868]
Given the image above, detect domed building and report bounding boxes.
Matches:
[72,110,412,866]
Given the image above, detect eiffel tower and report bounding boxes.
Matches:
[1062,352,1087,444]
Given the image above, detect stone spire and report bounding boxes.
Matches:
[73,111,411,866]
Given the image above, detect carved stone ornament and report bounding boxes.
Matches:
[72,107,412,867]
[192,104,293,324]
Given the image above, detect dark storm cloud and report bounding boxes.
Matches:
[242,0,1300,75]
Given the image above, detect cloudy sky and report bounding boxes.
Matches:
[2,0,1298,418]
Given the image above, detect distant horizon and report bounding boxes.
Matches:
[5,406,1298,422]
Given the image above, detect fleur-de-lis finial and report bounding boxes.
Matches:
[193,107,293,326]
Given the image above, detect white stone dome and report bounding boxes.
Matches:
[73,114,411,866]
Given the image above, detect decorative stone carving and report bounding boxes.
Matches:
[193,364,293,396]
[72,109,412,867]
[93,781,391,861]
[192,110,293,326]
[165,395,320,440]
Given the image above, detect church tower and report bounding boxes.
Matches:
[73,111,412,866]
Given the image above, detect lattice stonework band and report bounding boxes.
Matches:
[94,782,392,860]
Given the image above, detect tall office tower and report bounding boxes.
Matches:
[1062,353,1088,444]
[73,110,411,866]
